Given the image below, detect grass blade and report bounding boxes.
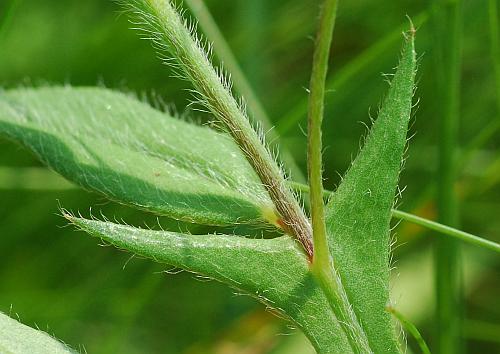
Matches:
[391,210,500,253]
[0,0,20,44]
[277,11,428,135]
[387,307,431,354]
[489,0,500,111]
[432,1,464,352]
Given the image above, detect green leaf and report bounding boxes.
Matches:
[68,215,352,353]
[324,32,416,353]
[0,87,276,226]
[0,312,75,354]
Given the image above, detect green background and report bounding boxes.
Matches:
[0,0,498,353]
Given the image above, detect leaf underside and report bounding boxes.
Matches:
[68,216,351,351]
[0,312,75,354]
[0,87,275,226]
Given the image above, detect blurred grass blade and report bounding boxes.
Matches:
[490,0,500,110]
[387,307,431,354]
[0,0,21,44]
[0,312,75,354]
[463,319,500,344]
[324,30,416,353]
[184,0,306,182]
[0,166,74,190]
[433,1,464,352]
[68,215,356,353]
[184,0,267,125]
[277,11,428,135]
[0,87,277,226]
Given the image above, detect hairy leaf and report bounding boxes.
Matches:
[68,216,352,353]
[0,87,276,226]
[324,33,416,353]
[0,312,74,354]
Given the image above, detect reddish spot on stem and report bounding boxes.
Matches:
[276,218,286,230]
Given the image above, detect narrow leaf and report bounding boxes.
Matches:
[68,216,354,353]
[0,87,276,226]
[0,312,75,354]
[387,307,431,354]
[324,31,416,353]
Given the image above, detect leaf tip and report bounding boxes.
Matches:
[60,209,74,222]
[59,209,90,233]
[404,15,417,42]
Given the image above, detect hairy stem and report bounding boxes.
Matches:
[307,1,371,352]
[308,0,336,271]
[288,181,500,253]
[184,0,306,183]
[315,265,371,353]
[121,0,313,256]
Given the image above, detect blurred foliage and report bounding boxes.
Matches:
[0,0,498,353]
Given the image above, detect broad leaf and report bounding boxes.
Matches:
[324,34,416,353]
[0,87,276,226]
[0,312,74,354]
[68,216,352,353]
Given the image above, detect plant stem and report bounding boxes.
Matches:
[307,0,336,275]
[287,181,500,253]
[314,264,371,353]
[184,0,307,182]
[306,1,371,352]
[433,0,463,352]
[391,210,500,253]
[123,0,313,257]
[387,306,431,354]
